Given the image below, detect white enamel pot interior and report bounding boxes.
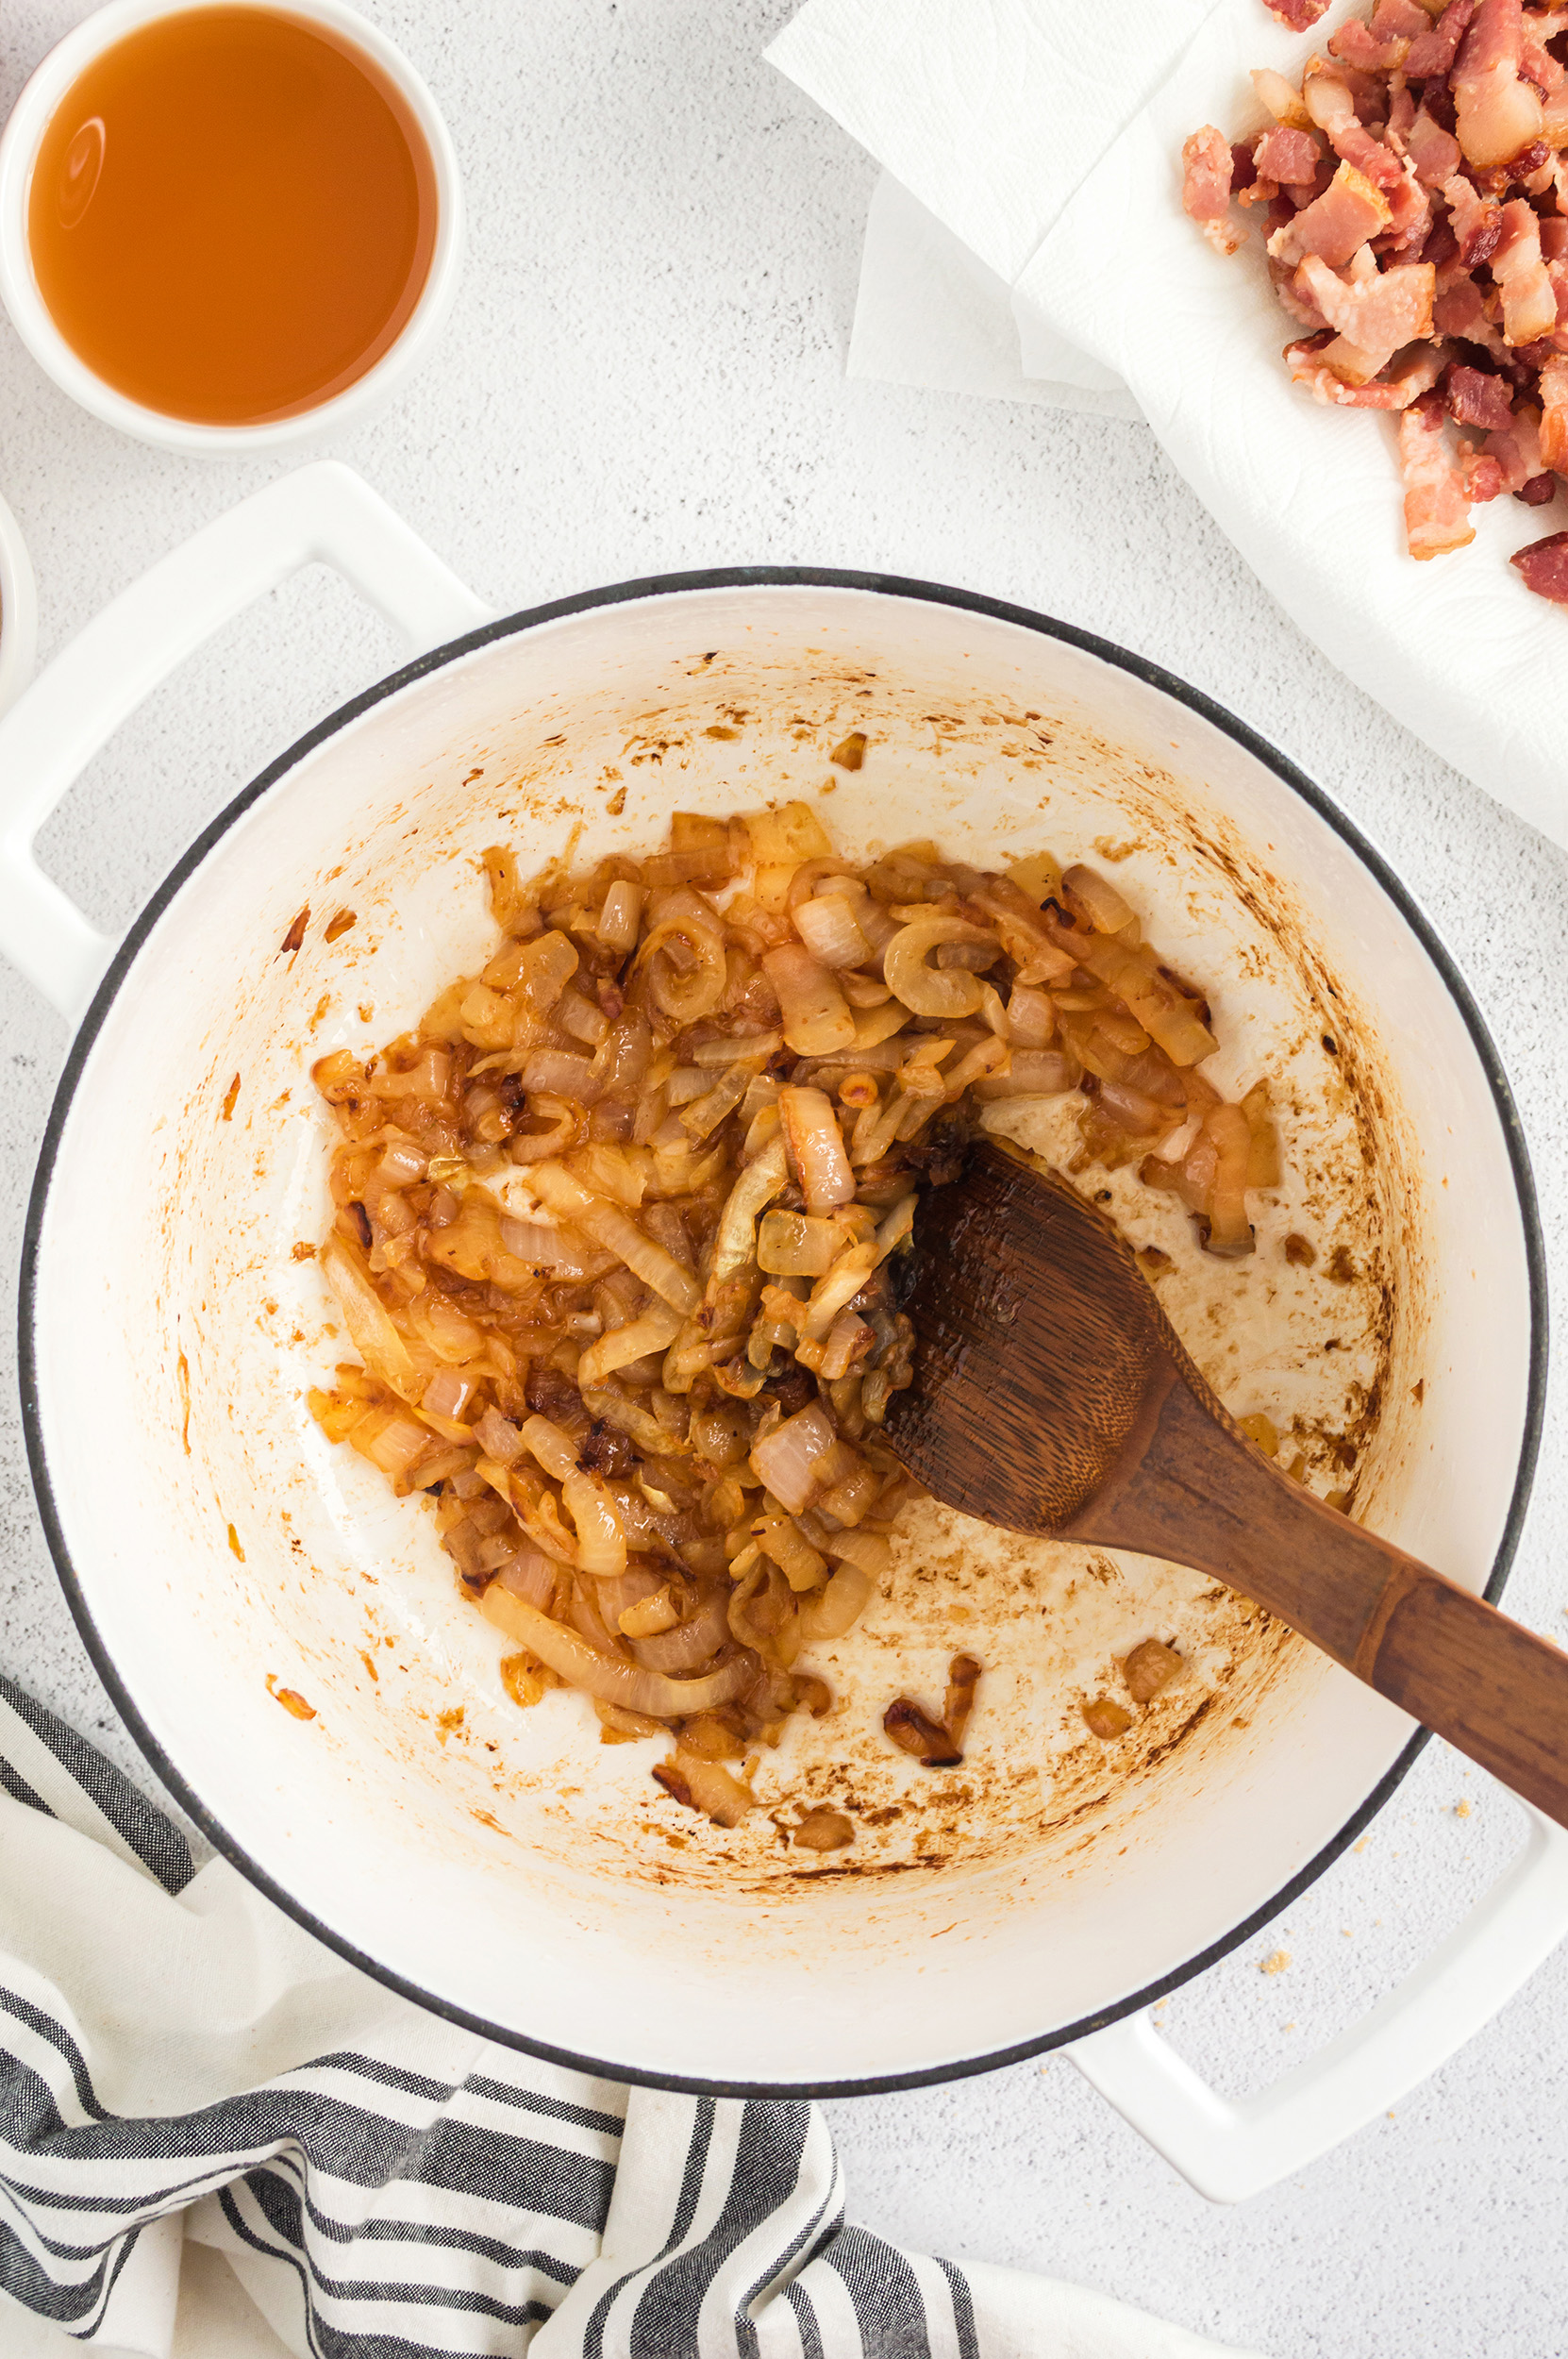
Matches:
[22,574,1545,2095]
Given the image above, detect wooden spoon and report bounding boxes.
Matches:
[884,1137,1568,1828]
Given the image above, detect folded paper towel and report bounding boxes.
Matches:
[769,0,1568,852]
[767,0,1217,406]
[850,171,1141,417]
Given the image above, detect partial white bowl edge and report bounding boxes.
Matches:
[0,491,38,713]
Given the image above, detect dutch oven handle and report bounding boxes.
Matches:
[1069,1794,1568,2200]
[0,461,494,1026]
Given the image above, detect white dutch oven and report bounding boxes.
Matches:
[6,465,1566,2202]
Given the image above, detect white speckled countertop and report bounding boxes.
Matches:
[2,5,1566,2352]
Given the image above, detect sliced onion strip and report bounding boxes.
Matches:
[480,1588,752,1717]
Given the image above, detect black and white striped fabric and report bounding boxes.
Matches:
[0,1677,1247,2359]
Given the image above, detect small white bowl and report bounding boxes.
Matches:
[0,0,463,454]
[0,491,38,713]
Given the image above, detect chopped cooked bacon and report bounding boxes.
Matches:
[1376,0,1435,30]
[1253,66,1315,127]
[1453,0,1545,168]
[1331,17,1412,68]
[1305,70,1406,185]
[1379,164,1433,251]
[1432,268,1510,353]
[1269,159,1393,264]
[1295,255,1435,376]
[1480,398,1545,488]
[1255,125,1325,183]
[1526,150,1568,208]
[1520,37,1565,92]
[1442,173,1504,265]
[1540,353,1568,467]
[1461,443,1509,496]
[1182,125,1244,255]
[1288,335,1449,405]
[1407,0,1478,75]
[1403,104,1463,186]
[1398,393,1477,554]
[1332,4,1431,72]
[1446,361,1517,428]
[1186,0,1568,592]
[1272,260,1330,327]
[1264,0,1330,24]
[1511,528,1568,596]
[1493,197,1559,341]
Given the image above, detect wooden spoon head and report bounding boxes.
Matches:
[885,1138,1176,1534]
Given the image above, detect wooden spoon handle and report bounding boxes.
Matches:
[1363,1569,1568,1825]
[1066,1366,1568,1828]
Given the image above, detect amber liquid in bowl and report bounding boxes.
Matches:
[27,6,438,427]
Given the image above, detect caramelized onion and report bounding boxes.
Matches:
[794,890,873,970]
[321,1237,420,1401]
[757,1209,842,1277]
[641,915,727,1023]
[505,1094,581,1163]
[496,1215,600,1275]
[884,915,993,1018]
[576,1301,684,1387]
[749,1401,838,1515]
[762,944,856,1056]
[519,1047,600,1102]
[632,1589,729,1672]
[779,1085,855,1215]
[798,1563,873,1638]
[480,1587,752,1717]
[494,1543,558,1611]
[1061,863,1137,933]
[530,1163,701,1313]
[314,805,1273,1809]
[562,1470,627,1576]
[709,1136,790,1282]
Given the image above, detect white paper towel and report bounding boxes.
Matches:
[766,0,1218,284]
[766,0,1217,413]
[769,0,1568,851]
[849,173,1141,417]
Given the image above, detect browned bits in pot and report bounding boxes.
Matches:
[1122,1639,1184,1705]
[1081,1696,1134,1740]
[1235,1413,1279,1458]
[654,1750,756,1827]
[793,1806,855,1851]
[221,1072,241,1121]
[267,1677,316,1720]
[1136,1245,1171,1278]
[944,1652,981,1752]
[324,907,358,943]
[499,1650,556,1710]
[279,906,309,957]
[305,803,1274,1827]
[1284,1232,1316,1267]
[883,1653,981,1766]
[829,731,867,771]
[885,1696,959,1765]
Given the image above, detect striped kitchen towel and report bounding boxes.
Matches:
[0,1677,1259,2359]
